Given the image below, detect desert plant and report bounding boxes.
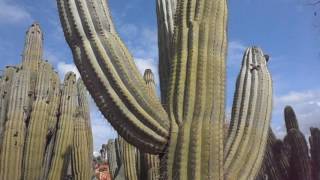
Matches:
[56,0,274,179]
[0,23,93,180]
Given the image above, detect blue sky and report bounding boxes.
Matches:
[0,0,319,154]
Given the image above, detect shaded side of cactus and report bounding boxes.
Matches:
[22,62,52,180]
[284,106,299,132]
[224,47,273,179]
[284,129,311,180]
[47,73,77,180]
[310,127,320,180]
[41,70,61,179]
[0,67,31,180]
[140,153,160,180]
[0,67,16,149]
[282,106,312,180]
[107,139,119,179]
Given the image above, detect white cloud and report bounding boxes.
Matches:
[227,41,247,67]
[273,89,320,138]
[0,0,32,24]
[56,61,80,79]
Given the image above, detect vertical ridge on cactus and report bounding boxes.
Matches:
[0,22,93,180]
[310,128,320,180]
[0,67,31,180]
[47,72,77,180]
[55,0,278,179]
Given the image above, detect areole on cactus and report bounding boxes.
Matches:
[56,0,273,179]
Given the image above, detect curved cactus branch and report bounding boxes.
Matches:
[224,47,273,179]
[56,0,170,153]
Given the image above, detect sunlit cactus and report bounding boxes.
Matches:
[56,0,275,178]
[0,23,93,180]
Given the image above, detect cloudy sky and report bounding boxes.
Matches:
[0,0,319,154]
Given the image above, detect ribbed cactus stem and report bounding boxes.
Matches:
[57,0,170,153]
[70,79,92,180]
[76,80,93,164]
[0,66,16,149]
[141,153,160,180]
[0,67,31,180]
[284,129,312,180]
[23,62,52,180]
[71,114,90,180]
[225,47,273,179]
[284,106,299,132]
[156,0,176,106]
[310,127,320,180]
[143,69,157,98]
[47,72,77,180]
[107,139,119,179]
[121,137,139,180]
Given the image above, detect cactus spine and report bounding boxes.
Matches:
[0,23,93,180]
[56,0,276,179]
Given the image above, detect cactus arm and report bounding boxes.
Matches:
[71,115,91,180]
[23,62,52,180]
[76,79,94,177]
[56,0,170,153]
[143,69,158,99]
[47,73,77,180]
[284,106,299,131]
[156,0,176,105]
[224,47,273,179]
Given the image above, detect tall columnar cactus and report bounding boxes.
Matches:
[47,72,77,180]
[121,137,139,180]
[0,66,31,180]
[310,128,320,180]
[107,139,120,178]
[0,66,16,149]
[258,106,318,180]
[106,138,125,180]
[56,0,273,179]
[23,62,52,180]
[0,23,93,180]
[283,106,312,180]
[140,152,160,180]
